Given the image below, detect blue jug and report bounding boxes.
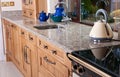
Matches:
[39,11,50,22]
[54,7,64,17]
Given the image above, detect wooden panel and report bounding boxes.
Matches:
[20,28,28,40]
[27,32,37,45]
[37,37,65,62]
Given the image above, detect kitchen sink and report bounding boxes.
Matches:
[33,24,63,30]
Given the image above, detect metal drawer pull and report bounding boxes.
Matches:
[29,35,33,40]
[24,46,30,64]
[39,40,41,45]
[43,45,48,49]
[21,32,24,34]
[30,13,32,16]
[51,50,57,55]
[43,56,56,65]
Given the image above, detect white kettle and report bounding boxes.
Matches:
[89,9,113,42]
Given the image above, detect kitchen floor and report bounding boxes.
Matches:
[0,62,23,77]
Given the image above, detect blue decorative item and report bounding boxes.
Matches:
[39,11,50,22]
[54,7,64,17]
[50,14,63,22]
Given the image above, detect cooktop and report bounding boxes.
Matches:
[71,45,120,77]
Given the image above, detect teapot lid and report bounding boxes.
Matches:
[40,11,46,14]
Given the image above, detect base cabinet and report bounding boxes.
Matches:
[2,19,71,77]
[38,45,70,77]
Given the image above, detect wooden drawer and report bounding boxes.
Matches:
[20,28,28,39]
[27,32,36,45]
[38,49,68,77]
[28,10,35,18]
[22,10,27,17]
[37,37,65,61]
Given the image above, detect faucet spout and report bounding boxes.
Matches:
[96,9,108,23]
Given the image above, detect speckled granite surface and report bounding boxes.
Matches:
[2,11,120,53]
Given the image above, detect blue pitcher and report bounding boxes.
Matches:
[39,11,50,22]
[54,7,64,17]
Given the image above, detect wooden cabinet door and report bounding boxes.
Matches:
[38,47,69,77]
[36,0,47,13]
[3,21,13,60]
[12,24,22,69]
[21,39,38,77]
[22,40,31,77]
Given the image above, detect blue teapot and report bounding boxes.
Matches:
[54,7,64,17]
[39,11,50,22]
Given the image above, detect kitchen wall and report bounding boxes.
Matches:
[47,0,58,13]
[1,0,22,11]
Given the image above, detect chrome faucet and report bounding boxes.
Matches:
[95,9,108,23]
[55,2,71,23]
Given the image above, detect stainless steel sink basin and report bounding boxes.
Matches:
[33,24,63,30]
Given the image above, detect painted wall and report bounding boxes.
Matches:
[1,0,22,11]
[47,0,58,13]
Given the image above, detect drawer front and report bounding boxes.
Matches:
[37,37,65,61]
[38,50,55,75]
[20,29,28,39]
[27,32,36,45]
[28,10,35,18]
[38,48,68,77]
[22,10,28,17]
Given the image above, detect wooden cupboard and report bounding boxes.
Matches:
[2,19,13,60]
[20,28,38,77]
[37,37,72,77]
[2,19,71,77]
[22,0,47,19]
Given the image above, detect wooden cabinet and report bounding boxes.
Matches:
[11,24,23,71]
[2,19,71,77]
[20,28,38,77]
[22,0,47,19]
[2,19,23,73]
[37,37,71,77]
[2,20,13,60]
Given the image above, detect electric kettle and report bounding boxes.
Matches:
[89,9,113,42]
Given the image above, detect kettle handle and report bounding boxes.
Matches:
[104,24,109,36]
[96,9,108,23]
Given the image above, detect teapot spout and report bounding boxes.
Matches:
[46,13,50,20]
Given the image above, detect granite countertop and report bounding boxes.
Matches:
[2,11,120,53]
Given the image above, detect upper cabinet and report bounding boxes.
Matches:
[22,0,47,19]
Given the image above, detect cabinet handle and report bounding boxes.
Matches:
[43,45,48,49]
[51,50,57,55]
[39,40,41,45]
[30,13,32,16]
[10,24,14,28]
[29,35,33,40]
[23,46,27,64]
[43,56,56,65]
[24,45,30,64]
[21,31,24,35]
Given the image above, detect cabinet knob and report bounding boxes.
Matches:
[30,13,32,16]
[21,32,24,35]
[39,40,41,45]
[29,35,33,40]
[51,50,57,55]
[43,45,48,49]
